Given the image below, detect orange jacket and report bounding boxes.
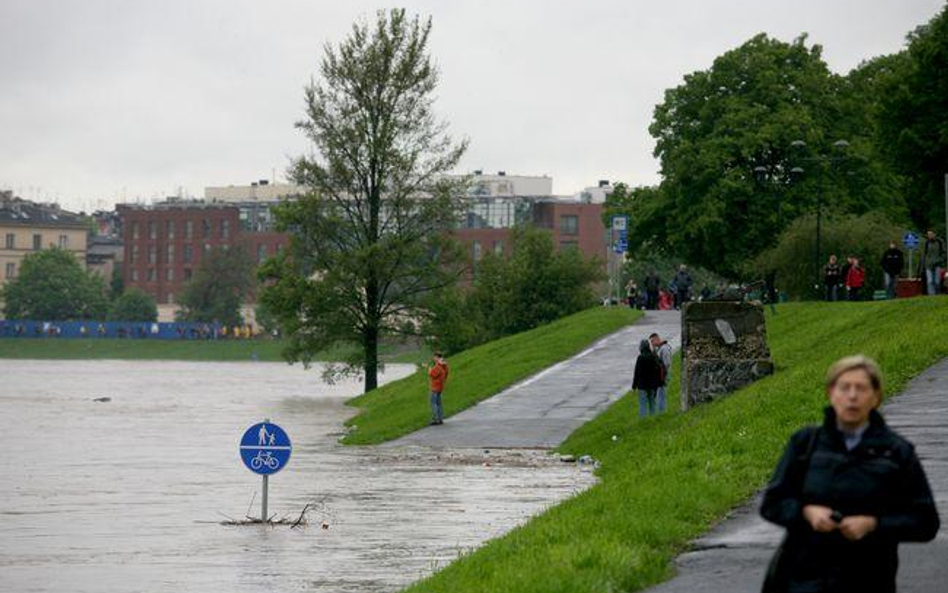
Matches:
[428,361,449,392]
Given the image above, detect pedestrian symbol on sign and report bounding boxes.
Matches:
[240,421,291,476]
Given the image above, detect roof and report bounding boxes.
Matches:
[0,192,88,229]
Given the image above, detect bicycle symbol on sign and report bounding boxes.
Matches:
[250,450,280,470]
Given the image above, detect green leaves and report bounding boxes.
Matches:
[2,248,108,320]
[175,246,255,327]
[107,288,158,322]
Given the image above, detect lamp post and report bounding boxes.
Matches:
[790,139,851,295]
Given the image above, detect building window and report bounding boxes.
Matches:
[183,268,192,281]
[132,222,140,239]
[183,245,193,263]
[148,221,157,239]
[131,269,139,282]
[185,220,193,240]
[5,233,14,249]
[147,268,156,281]
[560,215,579,235]
[131,245,139,264]
[166,267,174,281]
[493,240,504,255]
[5,262,15,278]
[472,240,482,262]
[32,234,41,250]
[58,234,69,249]
[221,219,230,239]
[166,244,175,264]
[257,243,267,263]
[202,219,211,239]
[166,220,175,239]
[148,245,156,264]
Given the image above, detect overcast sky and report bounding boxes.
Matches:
[0,0,943,212]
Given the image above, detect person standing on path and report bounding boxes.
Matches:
[824,255,842,302]
[632,339,664,418]
[644,270,661,310]
[625,279,640,310]
[649,333,673,413]
[760,355,940,593]
[880,241,904,300]
[920,230,945,295]
[428,352,449,425]
[675,264,693,309]
[844,257,865,301]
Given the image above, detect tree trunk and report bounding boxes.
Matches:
[363,323,379,393]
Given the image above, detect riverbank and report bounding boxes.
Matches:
[400,298,948,593]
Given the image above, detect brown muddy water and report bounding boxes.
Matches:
[0,360,595,593]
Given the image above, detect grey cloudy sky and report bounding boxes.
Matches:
[0,0,943,212]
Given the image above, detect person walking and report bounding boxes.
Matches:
[824,255,842,302]
[649,333,673,413]
[760,355,939,593]
[644,270,660,310]
[427,352,449,425]
[844,257,865,301]
[631,339,664,418]
[625,279,640,310]
[675,264,693,309]
[880,241,904,300]
[920,230,945,295]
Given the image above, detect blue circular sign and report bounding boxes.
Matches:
[903,232,920,250]
[239,421,291,476]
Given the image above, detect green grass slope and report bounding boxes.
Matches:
[343,306,643,445]
[401,298,948,593]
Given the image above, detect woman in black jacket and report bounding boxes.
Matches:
[632,339,664,418]
[760,355,940,593]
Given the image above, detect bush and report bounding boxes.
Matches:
[2,248,108,320]
[749,212,907,299]
[108,288,158,322]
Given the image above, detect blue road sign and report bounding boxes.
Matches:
[614,240,628,253]
[239,422,291,476]
[903,232,920,250]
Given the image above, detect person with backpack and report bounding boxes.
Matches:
[920,229,946,295]
[427,352,449,425]
[880,241,904,300]
[632,339,664,418]
[649,332,673,413]
[759,356,939,593]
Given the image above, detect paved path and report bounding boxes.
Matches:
[645,357,948,593]
[390,311,681,449]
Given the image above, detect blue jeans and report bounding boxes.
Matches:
[926,267,944,295]
[430,391,443,423]
[656,385,668,413]
[638,389,656,418]
[884,272,898,299]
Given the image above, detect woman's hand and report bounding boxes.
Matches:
[803,504,838,532]
[838,515,878,541]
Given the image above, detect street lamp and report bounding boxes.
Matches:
[790,139,851,294]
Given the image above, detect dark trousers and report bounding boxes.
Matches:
[646,290,658,310]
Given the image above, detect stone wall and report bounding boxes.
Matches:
[680,301,774,410]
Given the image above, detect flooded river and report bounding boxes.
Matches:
[0,360,594,593]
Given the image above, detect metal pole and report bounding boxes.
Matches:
[944,173,947,255]
[261,474,269,522]
[815,165,823,294]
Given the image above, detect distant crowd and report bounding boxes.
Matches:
[0,320,266,340]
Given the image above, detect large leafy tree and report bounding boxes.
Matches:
[176,246,255,327]
[108,288,158,322]
[641,34,902,277]
[2,248,108,320]
[260,9,467,392]
[877,4,948,230]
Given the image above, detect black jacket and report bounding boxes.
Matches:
[824,263,842,286]
[761,408,939,593]
[632,352,663,391]
[881,248,904,276]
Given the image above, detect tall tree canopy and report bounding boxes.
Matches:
[877,4,948,230]
[260,9,467,392]
[635,34,903,277]
[176,246,255,327]
[2,248,108,320]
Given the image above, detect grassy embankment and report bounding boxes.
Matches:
[400,298,948,593]
[0,336,425,363]
[343,306,643,445]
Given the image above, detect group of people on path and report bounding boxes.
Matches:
[824,230,946,301]
[631,332,672,418]
[626,265,698,311]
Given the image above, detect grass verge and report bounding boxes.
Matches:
[400,298,948,593]
[343,306,643,445]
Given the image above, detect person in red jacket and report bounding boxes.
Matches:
[845,257,866,301]
[428,352,449,425]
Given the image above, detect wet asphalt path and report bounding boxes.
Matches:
[392,310,682,449]
[644,357,948,593]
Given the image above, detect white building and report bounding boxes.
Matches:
[204,180,306,202]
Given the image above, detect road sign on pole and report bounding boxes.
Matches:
[240,419,292,521]
[903,231,920,250]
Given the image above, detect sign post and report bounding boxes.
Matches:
[903,231,920,278]
[611,216,629,303]
[239,419,292,522]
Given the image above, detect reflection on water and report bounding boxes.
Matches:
[0,360,594,593]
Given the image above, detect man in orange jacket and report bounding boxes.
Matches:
[428,352,449,425]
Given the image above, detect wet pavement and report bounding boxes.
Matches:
[645,357,948,593]
[393,311,681,449]
[0,359,595,593]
